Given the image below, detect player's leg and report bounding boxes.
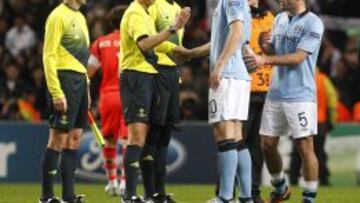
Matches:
[60,72,88,203]
[214,121,239,202]
[285,102,318,203]
[260,100,290,202]
[140,125,158,199]
[209,79,239,202]
[232,80,252,203]
[40,129,68,203]
[120,71,154,202]
[99,94,122,196]
[153,67,180,202]
[289,141,302,185]
[235,121,252,203]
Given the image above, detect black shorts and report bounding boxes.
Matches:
[48,71,88,131]
[150,65,180,126]
[120,70,156,124]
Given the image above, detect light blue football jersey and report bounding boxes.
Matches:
[267,11,324,102]
[209,0,252,80]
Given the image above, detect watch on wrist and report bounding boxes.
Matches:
[168,26,177,34]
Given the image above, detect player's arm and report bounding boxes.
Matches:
[43,14,67,112]
[189,42,211,58]
[259,31,275,55]
[134,7,190,53]
[87,40,101,78]
[210,0,245,89]
[246,18,324,68]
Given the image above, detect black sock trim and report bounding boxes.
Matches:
[303,191,317,198]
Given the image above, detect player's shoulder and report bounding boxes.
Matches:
[305,12,323,25]
[47,4,64,20]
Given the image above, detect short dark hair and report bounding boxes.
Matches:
[109,5,128,30]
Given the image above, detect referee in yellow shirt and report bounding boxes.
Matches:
[140,0,184,202]
[40,0,89,202]
[120,0,190,202]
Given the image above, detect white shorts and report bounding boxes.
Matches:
[208,79,250,124]
[259,100,317,139]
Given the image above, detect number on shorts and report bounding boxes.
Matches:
[298,112,308,127]
[209,99,217,114]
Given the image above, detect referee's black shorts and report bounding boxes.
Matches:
[150,65,180,126]
[48,70,88,131]
[120,70,156,125]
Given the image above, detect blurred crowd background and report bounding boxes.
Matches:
[0,0,360,122]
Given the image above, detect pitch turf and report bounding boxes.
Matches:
[1,184,360,203]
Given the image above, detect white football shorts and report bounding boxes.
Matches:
[260,99,318,139]
[208,78,250,124]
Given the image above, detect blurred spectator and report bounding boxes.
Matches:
[5,15,36,57]
[0,62,25,98]
[319,37,341,77]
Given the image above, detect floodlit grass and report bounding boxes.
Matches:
[1,183,360,203]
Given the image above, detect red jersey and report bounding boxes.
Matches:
[90,31,120,94]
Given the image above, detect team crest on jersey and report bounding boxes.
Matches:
[293,25,303,35]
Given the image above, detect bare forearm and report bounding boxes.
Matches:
[190,42,210,58]
[265,50,307,66]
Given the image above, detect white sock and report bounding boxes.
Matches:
[303,181,318,193]
[271,171,285,184]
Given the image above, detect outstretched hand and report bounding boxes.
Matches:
[173,7,191,30]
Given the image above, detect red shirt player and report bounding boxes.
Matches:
[87,5,127,196]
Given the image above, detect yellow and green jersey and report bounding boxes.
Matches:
[43,3,90,99]
[149,0,183,67]
[120,0,177,73]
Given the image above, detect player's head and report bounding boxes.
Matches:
[63,0,87,6]
[280,0,306,12]
[109,5,128,30]
[248,0,259,7]
[139,0,155,8]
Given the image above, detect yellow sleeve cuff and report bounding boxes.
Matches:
[155,41,177,54]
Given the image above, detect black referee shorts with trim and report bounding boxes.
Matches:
[48,70,88,131]
[120,70,156,125]
[150,65,180,126]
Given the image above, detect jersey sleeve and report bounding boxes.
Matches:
[155,41,177,54]
[224,0,245,24]
[128,11,152,41]
[88,39,101,68]
[297,17,324,54]
[43,13,64,100]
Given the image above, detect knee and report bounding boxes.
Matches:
[295,137,315,158]
[47,129,68,151]
[261,137,277,154]
[65,129,83,149]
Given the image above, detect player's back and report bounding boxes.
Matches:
[90,31,120,94]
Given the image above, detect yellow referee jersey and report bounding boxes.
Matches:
[43,3,90,99]
[149,0,184,67]
[120,0,177,74]
[250,11,274,92]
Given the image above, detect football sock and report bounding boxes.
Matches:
[302,181,318,203]
[217,140,238,201]
[60,149,77,201]
[41,148,60,199]
[103,147,118,181]
[270,172,288,195]
[140,144,155,197]
[119,146,127,186]
[124,145,142,198]
[154,126,172,195]
[237,142,252,199]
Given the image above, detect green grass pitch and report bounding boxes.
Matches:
[1,184,360,203]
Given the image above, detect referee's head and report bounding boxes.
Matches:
[109,5,128,30]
